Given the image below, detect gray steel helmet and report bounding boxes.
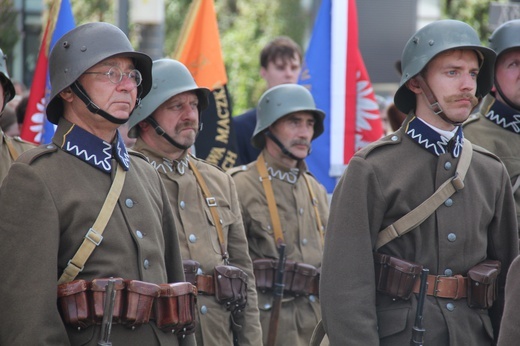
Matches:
[252,84,325,149]
[489,19,520,58]
[394,20,495,114]
[0,48,15,110]
[127,58,210,138]
[46,22,153,124]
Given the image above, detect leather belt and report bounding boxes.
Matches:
[195,274,215,295]
[412,274,467,299]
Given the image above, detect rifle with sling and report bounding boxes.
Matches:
[411,268,429,345]
[267,244,286,346]
[98,279,117,346]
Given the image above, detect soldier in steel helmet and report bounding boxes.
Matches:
[228,84,329,346]
[0,48,35,183]
[0,23,194,345]
[127,58,263,346]
[464,19,520,231]
[320,20,518,345]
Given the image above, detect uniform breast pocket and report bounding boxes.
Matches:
[203,203,238,254]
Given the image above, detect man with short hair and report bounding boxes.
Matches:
[128,58,263,346]
[0,23,193,345]
[320,20,518,345]
[0,47,34,182]
[233,36,303,165]
[229,83,329,346]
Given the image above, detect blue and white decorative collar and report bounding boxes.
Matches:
[61,124,130,173]
[406,116,464,158]
[485,99,520,134]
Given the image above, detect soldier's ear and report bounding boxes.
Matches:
[59,87,74,102]
[406,77,422,94]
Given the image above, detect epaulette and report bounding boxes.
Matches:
[127,148,149,162]
[471,142,502,163]
[189,154,224,173]
[227,164,249,176]
[357,133,402,159]
[11,136,35,145]
[16,143,58,164]
[463,112,482,127]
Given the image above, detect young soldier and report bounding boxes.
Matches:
[127,58,262,346]
[320,20,518,345]
[0,23,194,345]
[229,84,329,346]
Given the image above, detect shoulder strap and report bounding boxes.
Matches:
[58,165,127,284]
[375,139,473,251]
[256,154,285,246]
[5,137,19,160]
[189,159,229,263]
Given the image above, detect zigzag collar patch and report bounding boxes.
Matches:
[62,125,130,173]
[406,117,463,158]
[485,100,520,134]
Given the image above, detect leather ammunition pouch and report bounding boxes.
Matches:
[182,259,201,285]
[252,258,320,296]
[214,265,248,313]
[155,282,198,335]
[467,259,501,309]
[57,278,197,336]
[374,252,423,300]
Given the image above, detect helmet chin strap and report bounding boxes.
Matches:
[71,81,142,125]
[265,131,309,162]
[494,80,520,111]
[146,117,203,151]
[414,74,478,127]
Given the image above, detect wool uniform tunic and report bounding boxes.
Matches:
[0,119,192,346]
[133,138,263,346]
[229,150,329,346]
[321,114,518,345]
[0,132,35,183]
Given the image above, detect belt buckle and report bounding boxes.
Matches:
[432,275,445,297]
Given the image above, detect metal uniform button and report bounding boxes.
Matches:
[180,201,186,209]
[302,238,308,246]
[444,198,453,207]
[444,268,453,276]
[200,305,208,314]
[136,230,143,239]
[309,295,316,302]
[299,208,304,215]
[446,303,455,311]
[189,234,197,243]
[143,259,150,269]
[444,162,452,170]
[447,233,456,242]
[264,303,271,310]
[391,135,399,141]
[125,199,134,208]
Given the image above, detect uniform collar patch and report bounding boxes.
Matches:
[149,155,189,175]
[485,100,520,134]
[406,116,464,158]
[62,125,130,173]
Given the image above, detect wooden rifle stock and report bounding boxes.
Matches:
[267,244,286,346]
[411,268,429,346]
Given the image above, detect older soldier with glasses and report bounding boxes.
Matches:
[0,22,194,346]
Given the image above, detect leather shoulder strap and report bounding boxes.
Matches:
[375,139,473,251]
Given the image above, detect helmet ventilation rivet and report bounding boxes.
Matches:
[80,46,87,52]
[429,40,435,46]
[62,41,70,49]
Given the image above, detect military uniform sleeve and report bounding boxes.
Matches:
[320,155,385,345]
[0,162,69,345]
[497,256,520,346]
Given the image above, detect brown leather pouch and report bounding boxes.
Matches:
[290,262,318,296]
[90,277,125,324]
[214,265,248,313]
[182,259,201,285]
[282,260,297,294]
[467,260,501,309]
[374,252,423,300]
[122,280,161,328]
[252,258,276,292]
[57,279,92,329]
[155,282,197,334]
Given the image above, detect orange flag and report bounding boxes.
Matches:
[174,0,237,170]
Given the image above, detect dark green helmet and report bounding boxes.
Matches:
[394,20,495,114]
[252,84,325,149]
[127,58,210,138]
[489,19,520,58]
[0,48,15,111]
[47,22,153,124]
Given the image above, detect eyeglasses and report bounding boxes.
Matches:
[83,66,142,87]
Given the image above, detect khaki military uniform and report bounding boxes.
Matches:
[0,132,35,183]
[0,119,192,346]
[464,94,520,230]
[229,150,329,346]
[133,138,263,346]
[497,255,520,345]
[321,114,518,345]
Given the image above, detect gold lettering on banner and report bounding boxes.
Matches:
[213,88,230,144]
[221,151,238,171]
[206,147,225,165]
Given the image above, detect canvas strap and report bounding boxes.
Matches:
[6,137,19,160]
[189,159,229,262]
[375,139,473,251]
[58,164,126,284]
